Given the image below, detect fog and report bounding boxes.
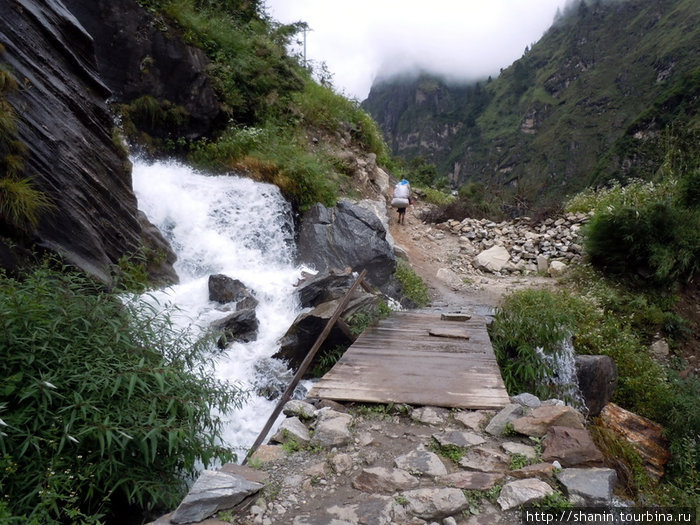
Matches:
[265,0,571,100]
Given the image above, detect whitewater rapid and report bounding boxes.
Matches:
[131,158,305,458]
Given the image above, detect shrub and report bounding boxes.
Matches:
[584,200,700,285]
[489,289,592,399]
[394,261,429,307]
[0,177,54,232]
[0,266,244,523]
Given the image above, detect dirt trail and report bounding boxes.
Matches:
[388,204,553,314]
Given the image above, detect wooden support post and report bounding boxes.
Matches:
[242,269,367,464]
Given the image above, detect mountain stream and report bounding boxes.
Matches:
[131,158,306,459]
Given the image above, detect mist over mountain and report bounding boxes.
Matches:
[362,0,699,209]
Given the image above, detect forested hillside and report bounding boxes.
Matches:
[363,0,699,210]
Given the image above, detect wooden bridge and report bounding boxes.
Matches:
[308,311,510,409]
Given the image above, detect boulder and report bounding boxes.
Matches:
[296,201,397,289]
[484,404,524,436]
[511,405,586,437]
[598,402,670,480]
[310,409,353,448]
[475,245,510,272]
[295,270,355,308]
[273,300,355,372]
[557,467,617,505]
[271,417,311,446]
[575,355,617,416]
[282,400,318,420]
[541,426,605,467]
[170,470,262,524]
[211,308,259,347]
[208,274,258,308]
[510,393,542,408]
[548,260,568,276]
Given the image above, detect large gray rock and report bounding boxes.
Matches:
[211,308,259,347]
[171,470,262,524]
[295,270,355,308]
[0,0,176,284]
[557,468,617,505]
[475,245,510,272]
[296,201,397,289]
[273,300,355,372]
[271,417,311,446]
[208,274,258,308]
[575,355,617,416]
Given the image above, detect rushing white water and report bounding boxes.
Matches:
[535,338,586,412]
[131,158,305,458]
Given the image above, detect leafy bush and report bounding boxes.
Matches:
[489,289,592,399]
[584,199,700,285]
[394,260,429,307]
[0,266,243,523]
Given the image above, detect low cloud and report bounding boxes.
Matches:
[266,0,569,100]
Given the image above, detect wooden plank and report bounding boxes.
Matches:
[308,310,510,409]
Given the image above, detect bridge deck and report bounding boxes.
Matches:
[308,311,511,409]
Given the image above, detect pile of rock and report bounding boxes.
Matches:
[438,212,592,276]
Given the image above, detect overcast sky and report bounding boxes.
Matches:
[264,0,571,101]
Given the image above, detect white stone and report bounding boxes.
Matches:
[475,245,510,272]
[497,479,555,510]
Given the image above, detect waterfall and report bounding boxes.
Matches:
[535,338,586,412]
[131,158,304,458]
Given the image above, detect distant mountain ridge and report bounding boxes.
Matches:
[362,0,699,207]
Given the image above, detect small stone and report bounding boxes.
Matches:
[395,449,448,477]
[497,479,555,510]
[484,404,524,436]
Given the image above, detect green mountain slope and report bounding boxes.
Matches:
[362,0,700,207]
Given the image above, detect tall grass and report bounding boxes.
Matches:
[0,266,244,523]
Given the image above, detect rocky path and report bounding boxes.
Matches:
[388,204,556,314]
[151,204,617,525]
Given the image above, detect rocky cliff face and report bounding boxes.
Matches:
[63,0,223,140]
[0,0,223,283]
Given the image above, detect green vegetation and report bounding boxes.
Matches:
[489,289,591,400]
[124,0,389,211]
[363,0,700,214]
[0,265,244,523]
[429,439,467,463]
[0,66,53,234]
[394,260,430,307]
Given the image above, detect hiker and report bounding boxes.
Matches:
[391,179,411,224]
